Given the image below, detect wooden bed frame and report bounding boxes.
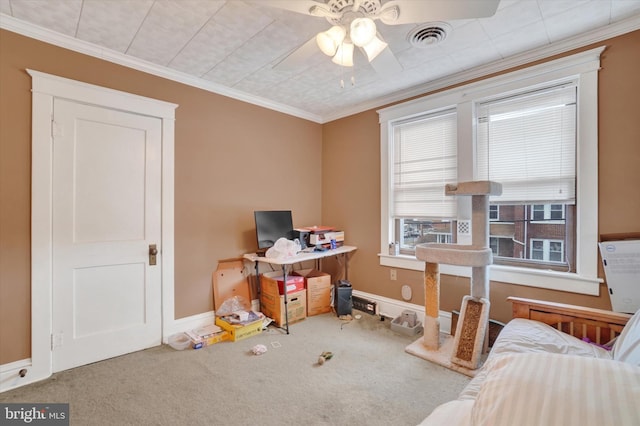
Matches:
[508,296,632,345]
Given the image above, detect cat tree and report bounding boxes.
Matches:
[406,180,502,376]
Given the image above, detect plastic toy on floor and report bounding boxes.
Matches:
[317,351,333,365]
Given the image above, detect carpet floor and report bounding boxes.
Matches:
[0,312,470,425]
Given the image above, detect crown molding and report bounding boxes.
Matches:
[0,13,324,124]
[1,12,638,124]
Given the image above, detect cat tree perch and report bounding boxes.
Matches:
[406,180,502,376]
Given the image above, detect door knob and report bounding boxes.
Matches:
[149,244,158,265]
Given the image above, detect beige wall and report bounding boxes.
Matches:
[1,28,639,367]
[0,30,323,364]
[322,30,640,324]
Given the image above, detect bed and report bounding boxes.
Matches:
[420,297,640,426]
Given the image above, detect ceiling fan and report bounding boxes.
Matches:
[262,0,501,75]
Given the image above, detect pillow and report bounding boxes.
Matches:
[612,308,640,366]
[471,352,640,426]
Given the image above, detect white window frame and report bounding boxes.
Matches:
[531,239,565,263]
[531,204,566,224]
[489,205,499,221]
[378,47,603,295]
[432,233,452,244]
[490,236,512,257]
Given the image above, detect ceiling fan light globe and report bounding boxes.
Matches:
[350,17,376,47]
[362,35,387,62]
[316,25,346,56]
[378,5,400,25]
[332,42,354,67]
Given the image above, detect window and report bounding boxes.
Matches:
[391,109,457,253]
[531,239,564,263]
[379,47,602,295]
[399,218,452,249]
[477,83,576,271]
[488,203,573,271]
[489,205,499,221]
[532,204,565,222]
[490,236,514,258]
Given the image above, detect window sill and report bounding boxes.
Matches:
[378,254,601,296]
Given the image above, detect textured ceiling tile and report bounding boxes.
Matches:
[0,0,11,15]
[448,43,503,70]
[234,21,311,64]
[10,0,82,36]
[612,0,640,19]
[396,45,447,70]
[212,0,272,31]
[480,0,543,39]
[538,0,591,19]
[77,0,153,52]
[127,0,225,65]
[233,71,289,94]
[203,54,261,86]
[543,2,612,42]
[168,2,275,76]
[444,20,492,52]
[169,22,247,76]
[491,21,550,58]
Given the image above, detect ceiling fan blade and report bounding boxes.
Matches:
[273,36,319,71]
[379,0,500,25]
[368,46,403,76]
[257,0,338,18]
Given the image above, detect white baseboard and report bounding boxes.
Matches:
[352,290,452,334]
[0,358,34,393]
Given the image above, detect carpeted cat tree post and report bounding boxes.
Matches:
[406,180,502,376]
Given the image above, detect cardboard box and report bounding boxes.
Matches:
[260,289,306,327]
[215,315,263,342]
[261,271,305,295]
[294,269,332,316]
[213,258,251,311]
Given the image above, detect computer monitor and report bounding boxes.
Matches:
[254,210,294,250]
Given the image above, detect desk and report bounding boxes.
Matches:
[244,245,357,334]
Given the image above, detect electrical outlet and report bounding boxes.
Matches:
[390,269,397,280]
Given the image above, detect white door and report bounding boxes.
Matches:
[51,98,162,372]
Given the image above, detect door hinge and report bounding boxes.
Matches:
[51,120,63,138]
[51,333,63,350]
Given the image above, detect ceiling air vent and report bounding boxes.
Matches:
[407,22,452,48]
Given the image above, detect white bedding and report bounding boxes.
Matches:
[421,352,640,426]
[458,318,612,402]
[420,310,640,426]
[472,353,640,426]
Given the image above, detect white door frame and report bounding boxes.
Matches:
[28,69,177,385]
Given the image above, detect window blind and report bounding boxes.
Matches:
[393,109,457,218]
[476,85,577,204]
